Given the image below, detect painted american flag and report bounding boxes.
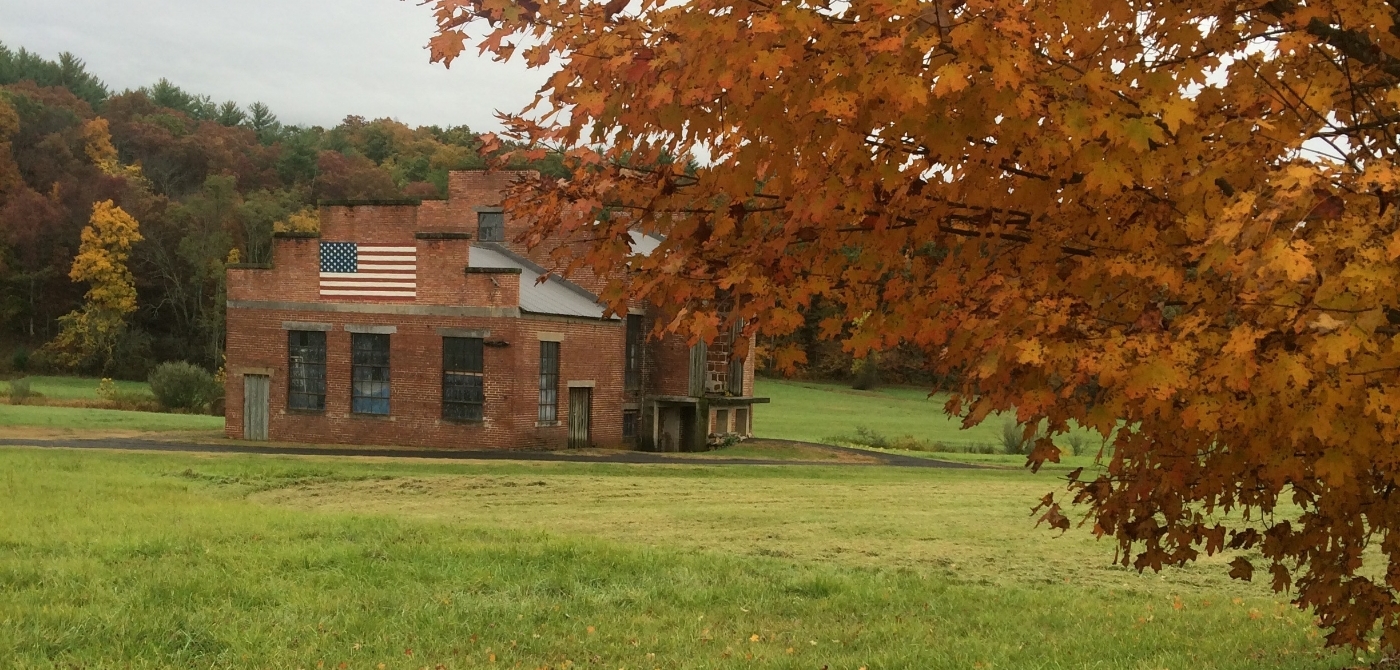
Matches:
[319,242,416,299]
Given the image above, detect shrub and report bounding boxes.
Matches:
[23,348,53,374]
[148,361,219,412]
[851,425,889,448]
[1000,419,1049,455]
[11,348,29,373]
[97,377,158,411]
[1000,420,1027,454]
[888,435,948,452]
[110,329,155,380]
[96,377,116,401]
[1064,433,1089,456]
[850,358,880,391]
[823,426,883,449]
[7,378,32,405]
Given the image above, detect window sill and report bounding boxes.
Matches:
[350,412,394,420]
[535,420,560,428]
[441,418,485,425]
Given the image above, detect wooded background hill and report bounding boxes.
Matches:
[2,41,940,386]
[0,44,557,378]
[0,43,928,386]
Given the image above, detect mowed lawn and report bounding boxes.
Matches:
[0,448,1348,669]
[0,375,223,435]
[1,375,150,400]
[755,378,1059,450]
[0,404,224,433]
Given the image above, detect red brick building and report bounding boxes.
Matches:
[224,171,764,451]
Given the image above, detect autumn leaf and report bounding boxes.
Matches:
[1309,313,1345,333]
[1229,558,1254,582]
[1305,191,1346,222]
[1159,98,1196,132]
[1314,450,1353,487]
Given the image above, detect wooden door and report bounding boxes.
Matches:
[243,374,270,441]
[727,319,745,395]
[568,387,592,449]
[688,342,707,397]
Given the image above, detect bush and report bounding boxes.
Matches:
[11,348,29,373]
[851,425,889,448]
[888,435,949,452]
[22,348,53,375]
[110,329,156,380]
[97,377,159,412]
[850,357,880,391]
[1064,433,1089,456]
[7,378,32,405]
[826,427,956,453]
[148,362,220,412]
[1001,419,1049,455]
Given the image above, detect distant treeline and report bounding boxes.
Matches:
[0,43,562,378]
[0,44,934,389]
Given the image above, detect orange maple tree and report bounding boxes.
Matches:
[428,0,1400,649]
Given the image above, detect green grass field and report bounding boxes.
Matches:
[753,377,1105,461]
[0,376,1363,667]
[0,404,223,433]
[0,375,220,435]
[1,375,150,400]
[0,448,1349,669]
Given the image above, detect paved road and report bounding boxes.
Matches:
[0,436,980,468]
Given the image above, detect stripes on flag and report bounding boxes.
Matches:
[319,242,416,299]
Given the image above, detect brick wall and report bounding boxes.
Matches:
[320,204,419,245]
[743,333,756,397]
[225,169,755,452]
[228,236,320,303]
[447,171,534,245]
[446,171,627,299]
[644,318,694,398]
[417,199,452,230]
[414,236,522,308]
[226,308,627,450]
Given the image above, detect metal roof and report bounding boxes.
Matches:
[468,244,613,320]
[629,230,662,256]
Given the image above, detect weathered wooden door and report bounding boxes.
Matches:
[243,374,270,441]
[568,387,592,449]
[728,319,746,396]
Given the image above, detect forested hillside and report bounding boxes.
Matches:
[0,44,926,387]
[0,44,560,379]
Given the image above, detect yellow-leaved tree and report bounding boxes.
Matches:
[273,208,320,234]
[82,117,145,183]
[47,200,144,372]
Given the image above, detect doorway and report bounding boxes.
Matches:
[568,386,592,448]
[243,374,270,441]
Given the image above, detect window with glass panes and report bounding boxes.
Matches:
[538,341,559,422]
[624,314,642,391]
[623,409,639,439]
[477,211,505,242]
[442,337,485,421]
[351,333,391,415]
[287,330,326,411]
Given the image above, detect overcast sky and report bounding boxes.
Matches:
[0,0,549,131]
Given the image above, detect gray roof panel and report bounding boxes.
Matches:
[468,245,612,319]
[629,230,662,256]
